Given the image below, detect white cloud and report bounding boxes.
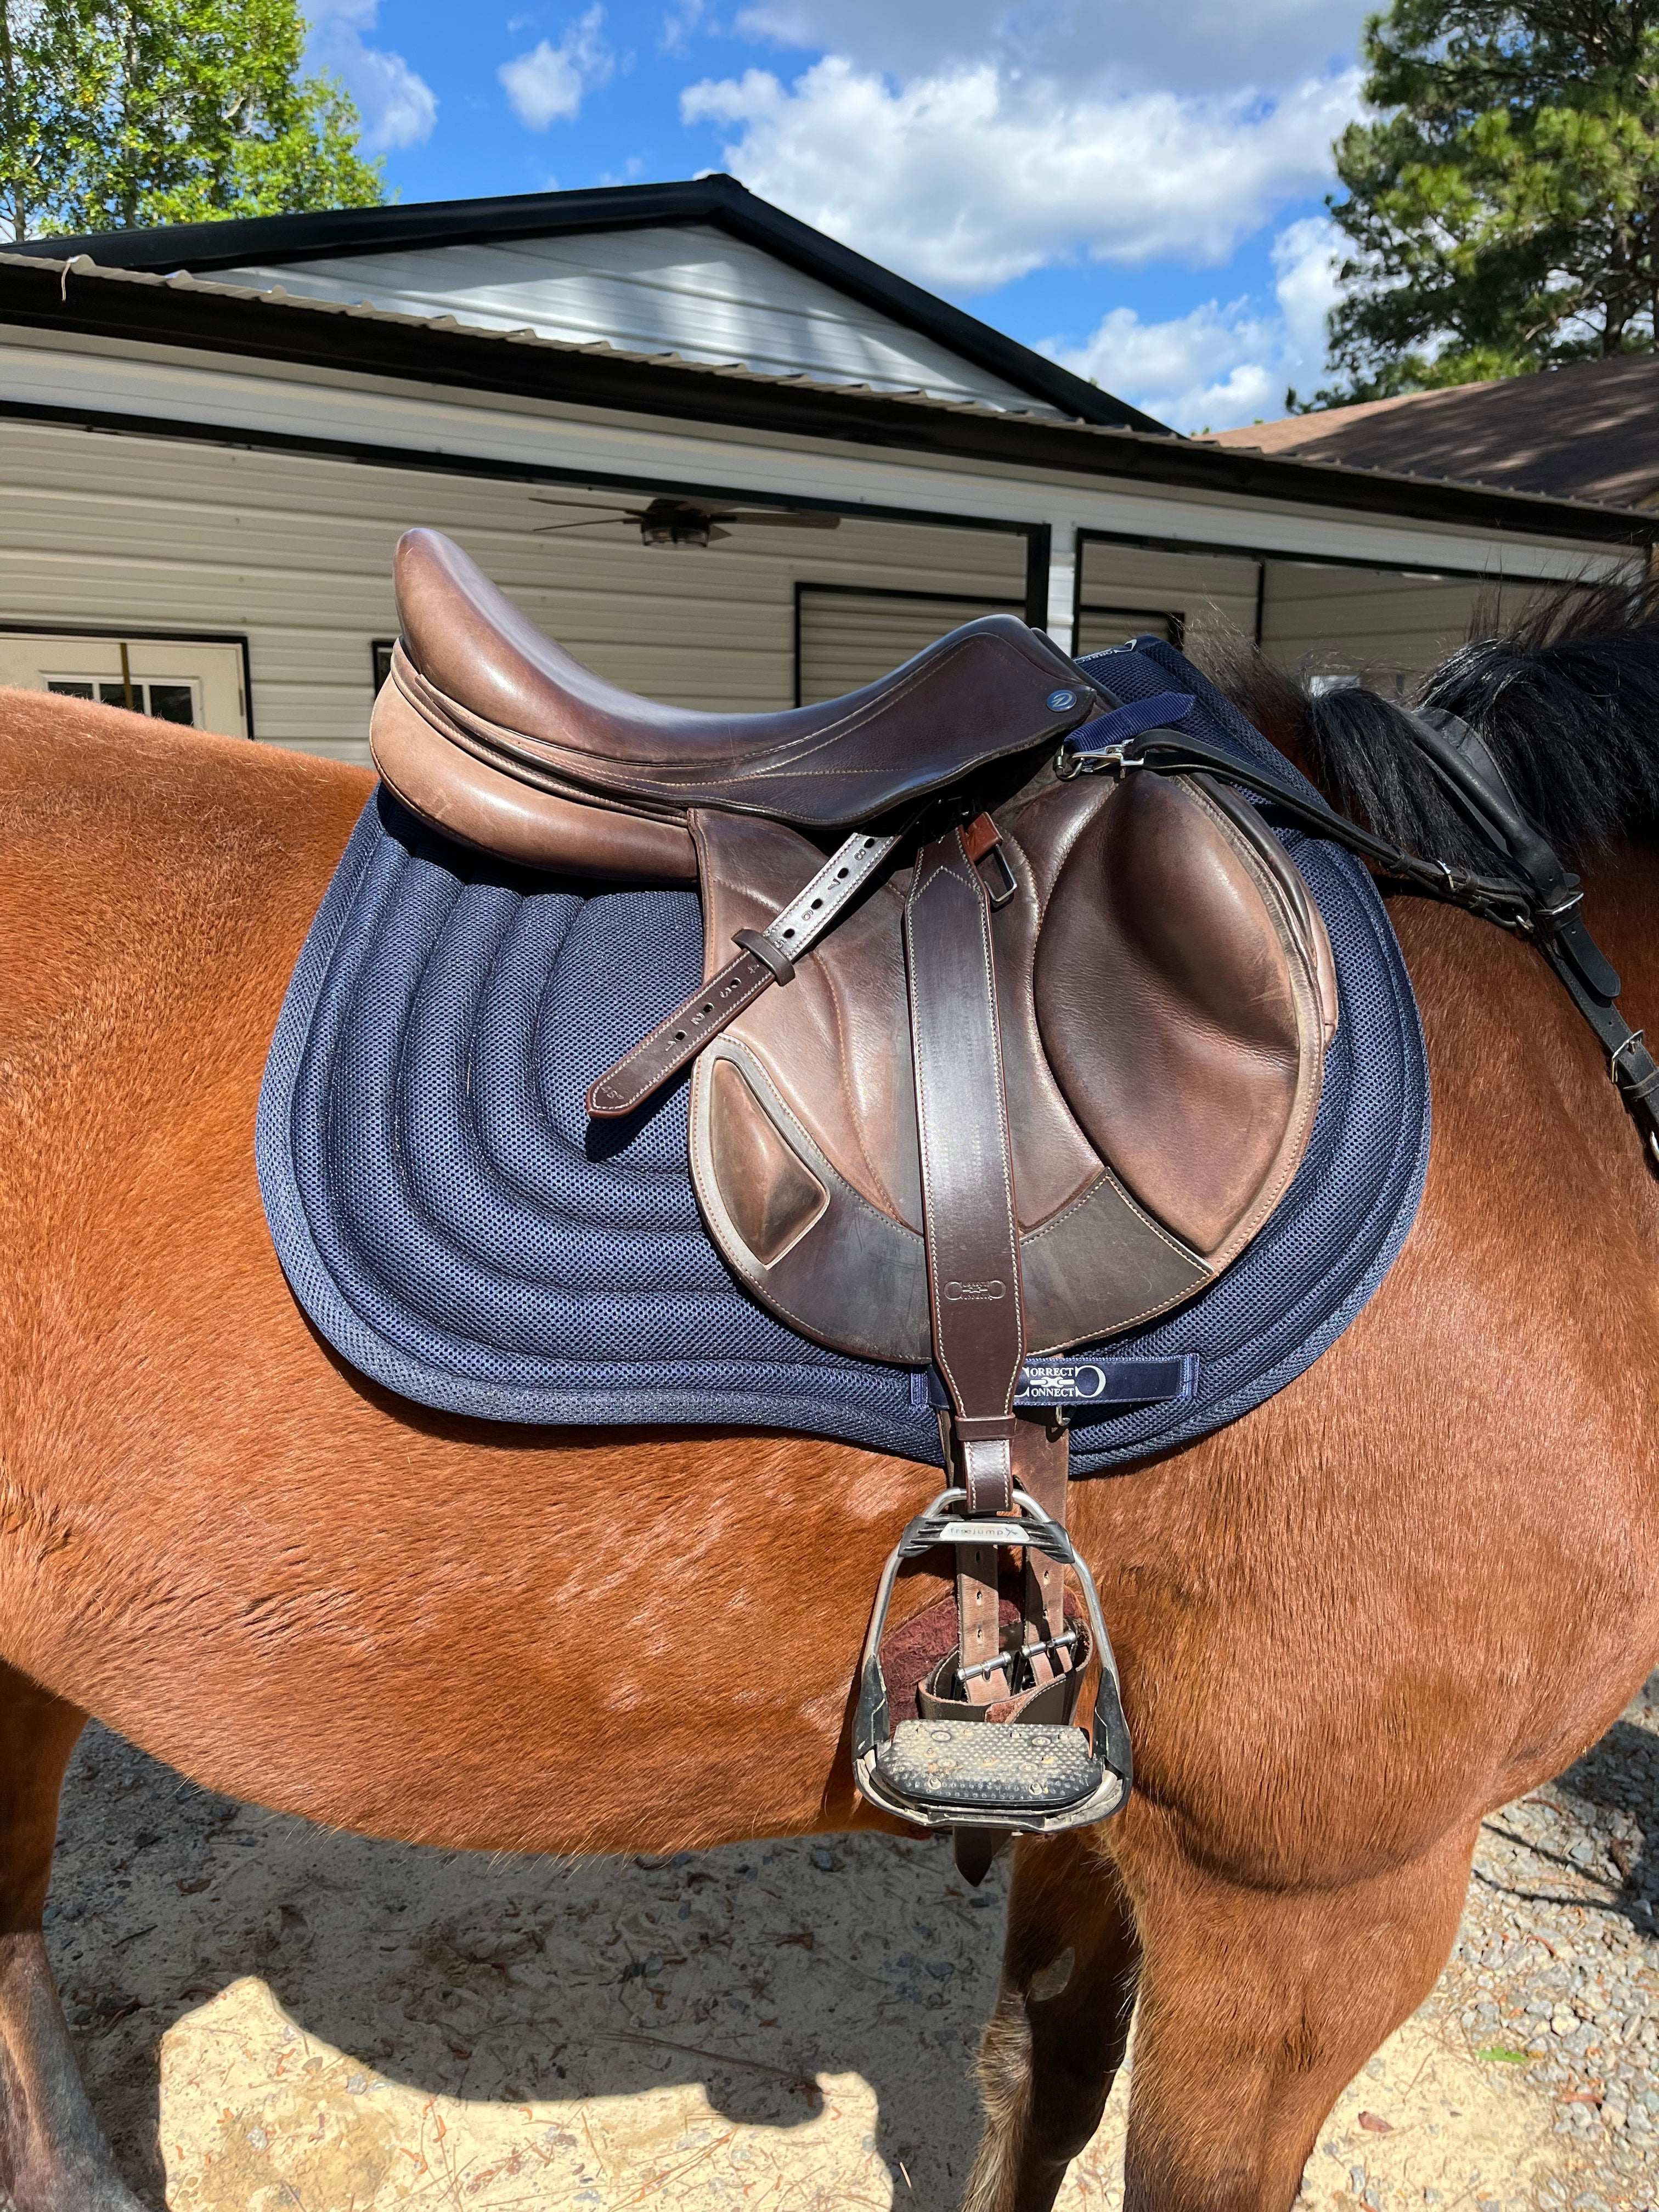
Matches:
[501,6,615,128]
[661,0,707,55]
[306,0,437,150]
[732,0,1370,99]
[682,57,1360,291]
[1044,216,1342,431]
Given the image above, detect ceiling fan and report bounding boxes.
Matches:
[530,494,842,549]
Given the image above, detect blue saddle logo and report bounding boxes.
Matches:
[1046,689,1076,712]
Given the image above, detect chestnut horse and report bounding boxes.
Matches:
[2,586,1658,2212]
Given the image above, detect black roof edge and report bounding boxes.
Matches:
[0,252,1649,551]
[8,175,1170,436]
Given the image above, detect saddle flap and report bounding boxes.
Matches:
[689,774,1334,1363]
[1031,771,1330,1257]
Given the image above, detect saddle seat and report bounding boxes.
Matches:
[372,529,1101,872]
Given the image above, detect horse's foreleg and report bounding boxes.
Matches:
[0,1663,143,2212]
[1119,1819,1478,2212]
[963,1830,1139,2212]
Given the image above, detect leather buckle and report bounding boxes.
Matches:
[978,844,1019,910]
[960,811,1018,909]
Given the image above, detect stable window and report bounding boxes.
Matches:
[1076,539,1262,658]
[47,674,201,725]
[1075,607,1183,654]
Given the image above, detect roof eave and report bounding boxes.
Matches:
[0,254,1650,550]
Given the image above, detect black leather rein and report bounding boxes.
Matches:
[1061,702,1659,1170]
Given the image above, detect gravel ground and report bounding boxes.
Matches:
[12,1677,1658,2211]
[1392,1671,1659,2212]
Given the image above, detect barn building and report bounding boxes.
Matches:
[2,175,1650,760]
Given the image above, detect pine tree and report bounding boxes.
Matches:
[0,0,386,240]
[1308,0,1659,408]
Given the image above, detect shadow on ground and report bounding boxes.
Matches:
[48,1724,1002,2210]
[1474,1677,1659,1942]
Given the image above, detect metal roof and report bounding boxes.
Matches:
[1212,356,1659,512]
[7,176,1167,435]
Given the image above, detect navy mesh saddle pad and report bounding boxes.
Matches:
[257,639,1429,1474]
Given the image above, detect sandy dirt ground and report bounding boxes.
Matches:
[18,1681,1659,2212]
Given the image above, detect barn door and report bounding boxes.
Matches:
[0,633,249,736]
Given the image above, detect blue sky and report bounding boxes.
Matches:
[305,0,1377,431]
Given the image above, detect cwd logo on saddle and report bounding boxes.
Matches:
[944,1278,1006,1302]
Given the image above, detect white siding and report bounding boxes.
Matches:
[3,332,1624,595]
[797,587,1020,703]
[0,418,1027,762]
[1078,537,1573,681]
[215,227,1062,415]
[1260,562,1563,682]
[1079,540,1262,653]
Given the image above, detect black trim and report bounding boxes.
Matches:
[10,177,1165,432]
[1023,523,1051,631]
[792,580,1021,707]
[4,253,1646,548]
[0,617,254,736]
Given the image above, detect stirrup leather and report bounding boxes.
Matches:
[849,809,1133,1871]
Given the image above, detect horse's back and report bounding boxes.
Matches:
[0,684,368,935]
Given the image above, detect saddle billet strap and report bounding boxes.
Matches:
[586,820,906,1119]
[904,824,1026,1704]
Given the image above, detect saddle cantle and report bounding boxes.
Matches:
[362,527,1345,1867]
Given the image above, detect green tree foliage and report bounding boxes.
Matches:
[0,0,386,240]
[1306,0,1659,408]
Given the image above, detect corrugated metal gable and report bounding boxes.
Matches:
[213,225,1065,414]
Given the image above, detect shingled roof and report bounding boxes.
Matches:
[1210,354,1659,512]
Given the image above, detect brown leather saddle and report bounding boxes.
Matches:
[373,528,1337,1870]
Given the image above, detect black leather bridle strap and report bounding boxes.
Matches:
[1402,707,1659,1165]
[1064,725,1533,920]
[905,824,1025,1704]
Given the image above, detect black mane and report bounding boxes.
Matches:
[1203,571,1659,874]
